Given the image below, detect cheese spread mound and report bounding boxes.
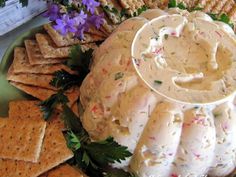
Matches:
[80,8,236,177]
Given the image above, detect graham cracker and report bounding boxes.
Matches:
[9,100,65,130]
[0,117,46,163]
[0,117,8,128]
[12,47,74,75]
[43,24,105,47]
[25,40,66,65]
[0,118,73,177]
[36,33,70,58]
[43,164,87,177]
[9,82,80,107]
[7,66,55,90]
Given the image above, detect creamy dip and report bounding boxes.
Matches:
[132,13,236,104]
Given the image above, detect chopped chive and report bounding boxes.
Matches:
[115,72,124,80]
[154,80,163,85]
[164,34,169,40]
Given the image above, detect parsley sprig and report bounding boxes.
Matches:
[38,90,68,120]
[39,45,93,120]
[62,104,134,177]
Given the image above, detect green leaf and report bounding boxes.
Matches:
[19,0,28,7]
[103,5,119,15]
[38,91,68,120]
[61,104,89,140]
[0,0,6,7]
[177,2,187,10]
[82,151,90,166]
[50,70,81,90]
[168,0,177,8]
[84,137,132,167]
[67,45,93,71]
[220,13,230,24]
[190,6,203,11]
[137,5,148,16]
[67,131,81,151]
[207,13,218,20]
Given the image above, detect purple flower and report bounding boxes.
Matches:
[88,14,104,29]
[53,14,77,36]
[73,10,87,25]
[82,0,100,14]
[75,22,90,39]
[43,3,60,21]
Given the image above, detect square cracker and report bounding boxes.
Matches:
[12,47,74,74]
[0,117,46,163]
[143,0,168,9]
[43,24,105,47]
[24,40,66,65]
[0,117,73,177]
[99,0,126,24]
[9,82,80,108]
[9,100,65,130]
[36,33,70,58]
[40,164,87,177]
[118,0,145,15]
[7,66,55,90]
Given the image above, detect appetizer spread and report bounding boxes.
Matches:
[0,0,236,177]
[80,8,236,177]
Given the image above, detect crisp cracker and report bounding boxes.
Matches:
[9,100,65,130]
[95,7,117,34]
[118,0,145,15]
[7,66,55,90]
[203,0,219,12]
[36,33,70,58]
[0,118,73,177]
[46,164,87,177]
[143,0,168,9]
[12,47,74,74]
[9,82,80,107]
[0,118,46,163]
[43,24,105,47]
[0,117,8,128]
[99,0,125,24]
[211,0,228,13]
[25,40,66,65]
[220,0,235,14]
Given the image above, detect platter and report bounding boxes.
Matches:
[0,26,43,117]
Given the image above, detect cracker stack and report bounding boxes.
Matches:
[0,100,86,177]
[6,23,106,107]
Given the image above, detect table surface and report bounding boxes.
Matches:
[0,15,48,62]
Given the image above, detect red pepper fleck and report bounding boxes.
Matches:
[171,32,176,36]
[183,123,191,128]
[215,31,222,38]
[105,95,111,99]
[149,136,156,140]
[102,68,108,74]
[171,173,178,177]
[153,47,163,55]
[91,105,98,113]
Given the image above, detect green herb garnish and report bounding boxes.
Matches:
[62,104,133,177]
[50,70,82,90]
[115,72,124,80]
[207,13,234,29]
[164,34,169,40]
[154,80,163,85]
[38,90,68,120]
[177,2,187,10]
